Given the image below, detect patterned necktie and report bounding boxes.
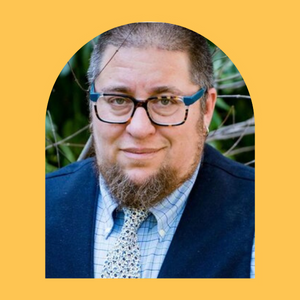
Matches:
[100,207,149,278]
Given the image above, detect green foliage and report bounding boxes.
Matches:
[46,38,254,173]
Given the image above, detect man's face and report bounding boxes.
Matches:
[92,45,216,186]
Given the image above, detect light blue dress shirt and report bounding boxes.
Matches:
[94,165,255,278]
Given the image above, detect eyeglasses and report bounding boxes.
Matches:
[89,83,206,126]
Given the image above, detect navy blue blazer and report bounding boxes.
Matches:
[46,144,254,278]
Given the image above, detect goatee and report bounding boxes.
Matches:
[98,163,189,209]
[94,115,205,209]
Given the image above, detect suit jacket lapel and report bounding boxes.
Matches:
[158,145,254,278]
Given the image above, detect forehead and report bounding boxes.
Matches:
[96,45,196,94]
[100,44,191,66]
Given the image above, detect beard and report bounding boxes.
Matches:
[98,163,183,209]
[93,115,206,210]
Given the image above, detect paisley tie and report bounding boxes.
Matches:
[100,207,149,278]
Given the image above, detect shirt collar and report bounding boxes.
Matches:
[149,164,200,241]
[98,175,118,238]
[99,163,200,240]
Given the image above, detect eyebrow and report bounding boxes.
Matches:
[100,85,184,96]
[101,86,132,94]
[149,86,184,95]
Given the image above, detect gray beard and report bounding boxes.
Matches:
[97,148,202,210]
[98,163,182,209]
[94,115,205,209]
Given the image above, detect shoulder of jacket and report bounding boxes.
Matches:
[46,157,96,180]
[203,144,254,182]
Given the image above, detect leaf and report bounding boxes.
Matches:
[210,111,223,129]
[46,161,58,173]
[216,97,230,110]
[60,55,75,77]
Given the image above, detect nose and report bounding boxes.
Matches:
[126,107,156,139]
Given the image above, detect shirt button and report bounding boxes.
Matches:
[105,228,110,233]
[159,229,165,237]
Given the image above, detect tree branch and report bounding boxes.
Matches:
[223,120,252,156]
[77,135,93,161]
[207,117,255,142]
[212,47,221,57]
[215,73,242,83]
[224,146,255,156]
[68,61,87,92]
[46,125,90,150]
[217,95,251,99]
[216,80,245,90]
[245,159,255,166]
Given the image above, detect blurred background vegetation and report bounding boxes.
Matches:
[46,37,254,173]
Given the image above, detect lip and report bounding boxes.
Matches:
[120,147,163,159]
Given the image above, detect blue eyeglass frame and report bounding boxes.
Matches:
[89,83,206,106]
[89,83,207,126]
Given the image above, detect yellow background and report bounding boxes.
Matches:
[1,0,299,299]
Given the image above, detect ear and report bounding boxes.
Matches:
[204,88,217,127]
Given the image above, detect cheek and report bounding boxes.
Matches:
[92,122,121,156]
[167,119,203,170]
[163,130,191,164]
[93,117,122,140]
[173,138,192,159]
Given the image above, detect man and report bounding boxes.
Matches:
[46,23,254,278]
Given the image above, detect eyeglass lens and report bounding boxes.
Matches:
[96,95,187,125]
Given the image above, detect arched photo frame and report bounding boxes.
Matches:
[46,24,254,173]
